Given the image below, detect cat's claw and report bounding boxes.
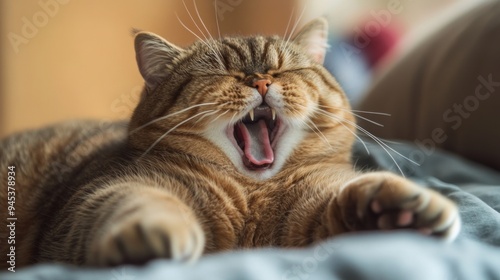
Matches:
[87,206,205,266]
[336,172,461,242]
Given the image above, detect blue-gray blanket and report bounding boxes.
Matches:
[3,141,500,280]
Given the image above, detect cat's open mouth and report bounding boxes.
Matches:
[229,105,283,171]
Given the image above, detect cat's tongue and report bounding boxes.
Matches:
[237,120,274,166]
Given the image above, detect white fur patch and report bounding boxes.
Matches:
[202,85,308,181]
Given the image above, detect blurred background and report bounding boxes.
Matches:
[0,0,464,137]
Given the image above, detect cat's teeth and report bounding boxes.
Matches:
[249,109,255,121]
[271,108,276,121]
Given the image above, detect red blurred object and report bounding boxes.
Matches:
[351,21,402,68]
[367,24,400,66]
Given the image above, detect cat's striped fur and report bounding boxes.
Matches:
[0,18,460,267]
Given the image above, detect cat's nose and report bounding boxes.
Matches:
[253,79,272,97]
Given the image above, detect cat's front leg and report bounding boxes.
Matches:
[331,172,461,241]
[84,184,205,266]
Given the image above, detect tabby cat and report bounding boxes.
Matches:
[0,18,460,267]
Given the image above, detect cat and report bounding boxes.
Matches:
[0,18,461,267]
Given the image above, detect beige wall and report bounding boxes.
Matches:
[1,1,209,137]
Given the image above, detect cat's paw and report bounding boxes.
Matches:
[87,203,205,266]
[336,172,461,242]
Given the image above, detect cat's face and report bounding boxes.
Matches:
[129,18,354,180]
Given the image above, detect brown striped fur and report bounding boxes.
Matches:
[0,18,460,268]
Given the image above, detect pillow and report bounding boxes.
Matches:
[358,0,500,171]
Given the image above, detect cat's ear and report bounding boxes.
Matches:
[292,18,329,64]
[134,32,185,89]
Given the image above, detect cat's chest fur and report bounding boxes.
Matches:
[65,127,338,249]
[2,119,347,253]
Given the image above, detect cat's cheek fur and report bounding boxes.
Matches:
[202,125,243,171]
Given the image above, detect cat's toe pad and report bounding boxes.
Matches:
[88,208,205,266]
[369,193,460,241]
[339,172,461,242]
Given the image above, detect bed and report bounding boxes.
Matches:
[2,139,500,280]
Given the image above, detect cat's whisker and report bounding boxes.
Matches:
[214,0,222,40]
[277,4,301,61]
[349,110,391,116]
[192,0,213,41]
[281,39,294,64]
[360,133,407,177]
[176,13,208,45]
[314,107,420,177]
[287,106,332,149]
[194,109,220,124]
[278,38,296,71]
[321,104,386,127]
[318,105,391,116]
[315,107,415,162]
[229,111,238,126]
[194,102,232,125]
[130,102,217,134]
[285,3,307,49]
[349,112,384,127]
[355,128,404,168]
[350,122,418,166]
[280,19,297,64]
[182,0,225,68]
[175,12,225,69]
[192,0,225,61]
[315,109,406,175]
[358,135,403,146]
[305,119,334,151]
[279,5,296,52]
[193,0,222,64]
[311,108,370,155]
[294,104,370,155]
[141,109,217,158]
[210,109,230,124]
[182,0,209,42]
[372,138,402,145]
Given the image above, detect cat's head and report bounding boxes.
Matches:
[129,18,355,180]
